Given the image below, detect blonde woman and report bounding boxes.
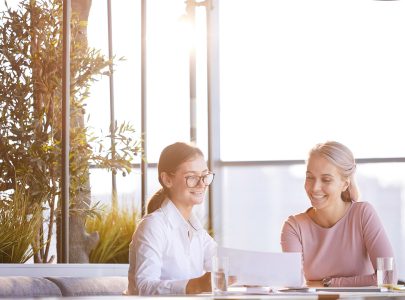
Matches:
[281,141,397,287]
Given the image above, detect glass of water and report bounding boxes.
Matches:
[211,256,229,295]
[377,257,394,288]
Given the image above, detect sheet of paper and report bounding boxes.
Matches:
[217,247,303,288]
[315,287,388,292]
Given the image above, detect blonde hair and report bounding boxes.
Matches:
[309,141,360,202]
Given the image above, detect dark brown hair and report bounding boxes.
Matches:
[147,142,204,214]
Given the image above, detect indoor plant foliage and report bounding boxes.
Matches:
[86,204,137,263]
[0,0,141,262]
[0,183,44,263]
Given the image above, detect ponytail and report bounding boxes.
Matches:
[342,174,360,202]
[147,188,167,214]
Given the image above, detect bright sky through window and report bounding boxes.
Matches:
[220,0,405,161]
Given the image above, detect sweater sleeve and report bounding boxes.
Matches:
[361,202,397,284]
[280,216,303,252]
[331,202,397,287]
[331,274,376,287]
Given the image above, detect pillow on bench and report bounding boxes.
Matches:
[0,276,62,297]
[46,276,127,296]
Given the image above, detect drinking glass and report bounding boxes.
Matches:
[211,256,229,295]
[377,257,394,288]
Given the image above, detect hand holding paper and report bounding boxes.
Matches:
[217,247,303,288]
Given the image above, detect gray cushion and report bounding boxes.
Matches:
[0,276,62,297]
[46,276,127,296]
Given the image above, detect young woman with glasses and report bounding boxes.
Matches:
[127,142,216,295]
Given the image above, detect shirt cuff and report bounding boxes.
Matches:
[171,279,189,294]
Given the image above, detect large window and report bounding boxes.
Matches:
[219,0,405,279]
[220,0,405,160]
[86,0,210,209]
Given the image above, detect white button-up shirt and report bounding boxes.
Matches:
[127,199,217,295]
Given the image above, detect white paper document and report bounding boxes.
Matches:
[217,247,303,288]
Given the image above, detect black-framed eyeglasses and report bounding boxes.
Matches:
[184,172,215,188]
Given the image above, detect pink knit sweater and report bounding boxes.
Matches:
[281,201,397,286]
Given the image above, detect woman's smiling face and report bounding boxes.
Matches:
[163,154,209,208]
[304,153,349,210]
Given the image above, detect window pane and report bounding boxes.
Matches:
[146,0,191,162]
[87,1,110,137]
[90,168,113,205]
[218,163,405,279]
[219,0,405,160]
[87,1,143,163]
[87,0,198,164]
[112,0,142,162]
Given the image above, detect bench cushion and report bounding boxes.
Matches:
[0,276,62,297]
[46,276,127,296]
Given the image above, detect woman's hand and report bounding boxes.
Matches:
[186,272,211,294]
[228,275,237,286]
[306,280,323,287]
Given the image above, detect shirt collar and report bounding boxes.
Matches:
[161,198,203,231]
